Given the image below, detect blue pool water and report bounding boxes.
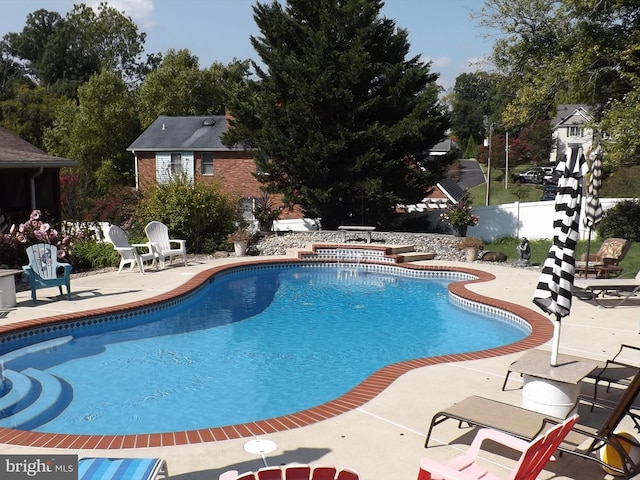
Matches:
[0,264,527,435]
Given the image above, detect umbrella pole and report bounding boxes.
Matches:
[585,228,593,275]
[551,315,561,367]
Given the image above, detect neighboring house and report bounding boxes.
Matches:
[427,138,459,160]
[0,126,77,224]
[549,104,595,164]
[395,177,466,212]
[127,115,309,229]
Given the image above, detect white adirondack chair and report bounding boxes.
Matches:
[108,225,156,274]
[144,221,187,269]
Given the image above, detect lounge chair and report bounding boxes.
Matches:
[22,243,72,304]
[417,414,579,480]
[425,367,640,478]
[78,457,168,480]
[107,225,157,274]
[219,465,360,479]
[581,237,632,265]
[573,271,640,307]
[144,221,187,269]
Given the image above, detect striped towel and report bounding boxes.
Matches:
[78,458,167,480]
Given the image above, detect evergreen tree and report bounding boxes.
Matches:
[463,136,478,160]
[224,0,450,228]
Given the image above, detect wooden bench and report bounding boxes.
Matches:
[0,269,22,308]
[338,225,376,244]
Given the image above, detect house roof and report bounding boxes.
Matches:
[550,104,594,128]
[0,126,78,168]
[127,116,247,152]
[397,176,467,213]
[428,138,458,155]
[436,177,467,203]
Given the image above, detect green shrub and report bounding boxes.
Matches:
[135,176,244,253]
[70,239,120,270]
[597,199,640,242]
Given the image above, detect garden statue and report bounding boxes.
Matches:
[514,237,531,267]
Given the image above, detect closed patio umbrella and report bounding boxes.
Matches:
[583,146,604,274]
[533,145,588,366]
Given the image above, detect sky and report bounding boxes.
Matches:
[0,0,495,90]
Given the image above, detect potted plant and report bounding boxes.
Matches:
[227,228,253,256]
[440,197,479,237]
[253,191,281,232]
[456,236,484,262]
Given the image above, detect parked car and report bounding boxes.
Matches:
[540,183,558,201]
[540,166,558,185]
[516,168,544,184]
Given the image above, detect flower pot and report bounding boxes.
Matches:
[465,247,478,262]
[234,241,247,256]
[453,225,468,237]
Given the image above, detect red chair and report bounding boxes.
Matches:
[310,466,337,480]
[335,469,359,480]
[284,465,312,480]
[417,414,579,480]
[256,466,283,480]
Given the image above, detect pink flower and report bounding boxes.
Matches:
[40,223,50,232]
[30,210,41,221]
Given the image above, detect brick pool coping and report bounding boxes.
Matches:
[0,259,553,449]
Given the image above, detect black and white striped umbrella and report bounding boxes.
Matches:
[533,146,588,366]
[583,147,604,271]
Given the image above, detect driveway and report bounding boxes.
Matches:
[457,159,485,190]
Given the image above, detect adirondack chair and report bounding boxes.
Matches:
[144,221,187,269]
[107,225,157,274]
[22,243,72,304]
[418,414,579,480]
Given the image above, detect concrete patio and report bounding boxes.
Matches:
[0,253,638,480]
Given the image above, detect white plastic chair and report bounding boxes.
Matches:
[144,221,187,269]
[107,225,156,274]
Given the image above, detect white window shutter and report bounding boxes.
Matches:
[156,153,171,183]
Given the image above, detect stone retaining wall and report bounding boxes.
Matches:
[251,231,470,262]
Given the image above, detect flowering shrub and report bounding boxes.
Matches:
[0,210,75,268]
[440,198,479,228]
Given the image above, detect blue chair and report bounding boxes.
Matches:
[78,457,168,480]
[22,243,72,304]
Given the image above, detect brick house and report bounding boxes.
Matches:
[127,115,312,230]
[0,126,77,226]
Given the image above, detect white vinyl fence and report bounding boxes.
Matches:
[458,198,630,242]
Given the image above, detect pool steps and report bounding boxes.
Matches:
[0,367,70,430]
[295,243,436,263]
[0,337,74,430]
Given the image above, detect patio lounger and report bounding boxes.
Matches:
[78,457,168,480]
[418,414,579,480]
[573,271,640,307]
[218,465,359,479]
[425,367,640,478]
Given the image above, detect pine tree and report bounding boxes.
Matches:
[463,136,479,160]
[224,0,450,228]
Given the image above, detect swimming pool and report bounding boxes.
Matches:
[0,262,530,437]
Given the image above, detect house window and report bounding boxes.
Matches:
[568,126,581,137]
[170,153,183,175]
[202,153,214,175]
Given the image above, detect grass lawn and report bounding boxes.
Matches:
[468,176,544,206]
[483,237,640,277]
